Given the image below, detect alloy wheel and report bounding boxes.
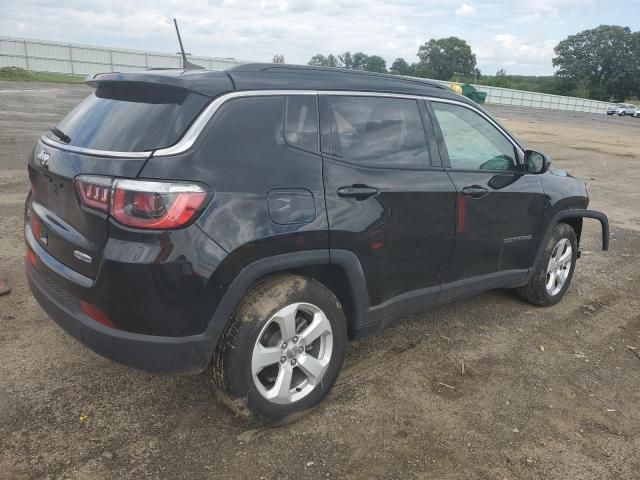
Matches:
[251,302,333,404]
[546,238,572,296]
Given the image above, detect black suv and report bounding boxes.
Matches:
[25,64,609,422]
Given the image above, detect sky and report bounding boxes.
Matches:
[1,0,639,76]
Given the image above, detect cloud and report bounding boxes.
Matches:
[455,3,476,16]
[0,0,635,75]
[475,33,556,74]
[514,0,594,22]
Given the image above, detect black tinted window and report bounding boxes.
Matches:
[285,96,318,152]
[327,96,429,169]
[50,83,209,152]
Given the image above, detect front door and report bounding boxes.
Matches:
[427,100,546,294]
[320,94,456,315]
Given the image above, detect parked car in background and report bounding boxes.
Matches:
[607,104,625,115]
[618,104,637,116]
[633,109,640,118]
[25,64,610,423]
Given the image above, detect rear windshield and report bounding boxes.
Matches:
[48,82,210,152]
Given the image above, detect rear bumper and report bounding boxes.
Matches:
[26,261,216,374]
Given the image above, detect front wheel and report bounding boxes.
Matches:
[210,274,347,424]
[517,223,577,306]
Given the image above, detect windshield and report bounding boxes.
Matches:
[48,82,210,152]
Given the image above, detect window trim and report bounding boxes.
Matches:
[39,89,523,160]
[283,94,321,154]
[417,99,443,168]
[427,98,524,172]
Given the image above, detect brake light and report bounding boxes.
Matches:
[74,176,208,230]
[111,180,206,229]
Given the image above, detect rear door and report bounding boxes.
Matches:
[27,81,211,279]
[426,100,546,291]
[320,94,456,312]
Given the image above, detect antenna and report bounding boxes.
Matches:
[174,18,188,68]
[173,18,204,70]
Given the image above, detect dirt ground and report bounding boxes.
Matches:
[1,81,639,480]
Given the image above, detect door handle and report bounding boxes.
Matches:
[461,185,490,199]
[337,185,379,200]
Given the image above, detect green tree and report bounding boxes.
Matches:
[390,58,413,75]
[325,54,340,67]
[308,51,388,72]
[553,25,640,101]
[308,53,340,67]
[338,51,353,69]
[633,32,640,98]
[494,69,508,87]
[363,55,387,73]
[272,54,285,64]
[308,54,327,66]
[352,52,369,70]
[416,37,477,80]
[336,51,370,70]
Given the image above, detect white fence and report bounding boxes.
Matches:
[0,36,246,76]
[431,80,612,114]
[1,36,613,114]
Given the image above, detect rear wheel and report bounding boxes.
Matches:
[210,274,347,424]
[517,223,577,306]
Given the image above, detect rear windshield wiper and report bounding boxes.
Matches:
[50,127,71,144]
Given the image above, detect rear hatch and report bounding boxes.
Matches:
[27,79,214,280]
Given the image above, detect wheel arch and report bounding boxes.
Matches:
[205,249,369,342]
[559,216,583,246]
[531,209,609,273]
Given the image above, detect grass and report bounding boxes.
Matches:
[0,67,85,84]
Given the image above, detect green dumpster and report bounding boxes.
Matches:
[471,90,487,104]
[460,84,486,104]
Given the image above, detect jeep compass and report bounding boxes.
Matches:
[25,64,609,423]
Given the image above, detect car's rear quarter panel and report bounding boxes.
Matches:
[140,95,329,269]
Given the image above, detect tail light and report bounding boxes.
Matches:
[111,180,207,229]
[76,176,112,212]
[75,176,208,230]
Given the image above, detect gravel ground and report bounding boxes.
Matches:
[1,81,639,479]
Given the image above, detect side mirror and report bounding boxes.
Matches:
[525,150,551,174]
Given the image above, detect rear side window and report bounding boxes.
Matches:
[48,82,210,152]
[285,96,318,152]
[326,96,429,169]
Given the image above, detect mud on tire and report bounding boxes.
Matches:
[209,273,347,424]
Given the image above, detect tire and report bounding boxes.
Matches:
[517,223,578,306]
[210,273,347,424]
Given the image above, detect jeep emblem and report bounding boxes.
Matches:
[37,149,50,169]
